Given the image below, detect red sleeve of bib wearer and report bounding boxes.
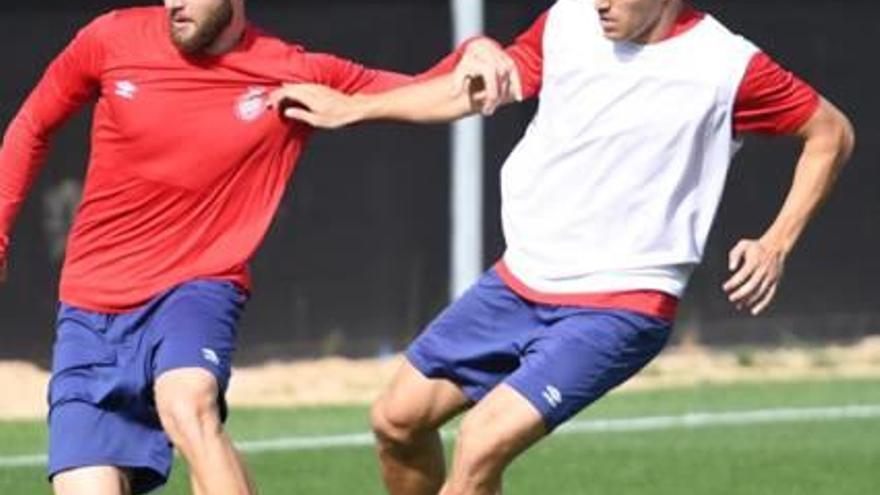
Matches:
[0,14,107,260]
[505,12,548,101]
[733,51,820,135]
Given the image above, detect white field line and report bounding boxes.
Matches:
[2,404,879,468]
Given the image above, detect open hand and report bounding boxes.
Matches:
[722,239,786,315]
[267,84,359,129]
[452,38,522,116]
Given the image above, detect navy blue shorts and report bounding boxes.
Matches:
[407,269,672,431]
[48,280,246,494]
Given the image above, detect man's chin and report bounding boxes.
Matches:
[168,0,233,56]
[601,30,626,41]
[171,33,204,55]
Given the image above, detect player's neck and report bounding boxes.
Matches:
[632,1,686,45]
[205,11,247,56]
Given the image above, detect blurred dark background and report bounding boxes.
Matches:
[0,0,877,365]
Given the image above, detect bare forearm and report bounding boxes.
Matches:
[724,99,854,315]
[273,37,523,129]
[351,73,477,125]
[760,99,855,253]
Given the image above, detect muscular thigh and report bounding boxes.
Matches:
[150,280,246,420]
[377,359,471,431]
[53,466,132,495]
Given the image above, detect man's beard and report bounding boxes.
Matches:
[169,0,234,55]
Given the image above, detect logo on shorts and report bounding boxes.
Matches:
[542,385,563,408]
[235,86,267,122]
[201,348,220,366]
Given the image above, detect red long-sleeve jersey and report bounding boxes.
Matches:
[0,7,452,312]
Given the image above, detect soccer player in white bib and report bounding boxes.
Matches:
[269,0,855,494]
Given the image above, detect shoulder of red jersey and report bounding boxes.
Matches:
[76,7,164,43]
[92,6,164,29]
[245,25,307,58]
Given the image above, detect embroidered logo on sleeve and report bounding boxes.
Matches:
[115,80,138,100]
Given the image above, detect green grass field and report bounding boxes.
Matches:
[1,378,878,494]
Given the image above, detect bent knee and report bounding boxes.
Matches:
[370,397,434,446]
[155,371,222,441]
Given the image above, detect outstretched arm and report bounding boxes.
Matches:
[270,12,547,128]
[270,70,498,129]
[723,97,855,315]
[271,39,524,128]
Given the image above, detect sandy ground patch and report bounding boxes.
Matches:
[2,337,879,420]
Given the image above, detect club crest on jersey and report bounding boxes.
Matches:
[235,86,268,122]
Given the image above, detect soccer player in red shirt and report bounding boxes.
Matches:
[269,1,855,494]
[0,0,466,493]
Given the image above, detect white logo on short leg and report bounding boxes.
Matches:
[542,385,563,408]
[202,348,220,366]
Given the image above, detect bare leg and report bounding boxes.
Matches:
[440,384,545,495]
[155,368,257,495]
[53,466,131,495]
[372,359,471,495]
